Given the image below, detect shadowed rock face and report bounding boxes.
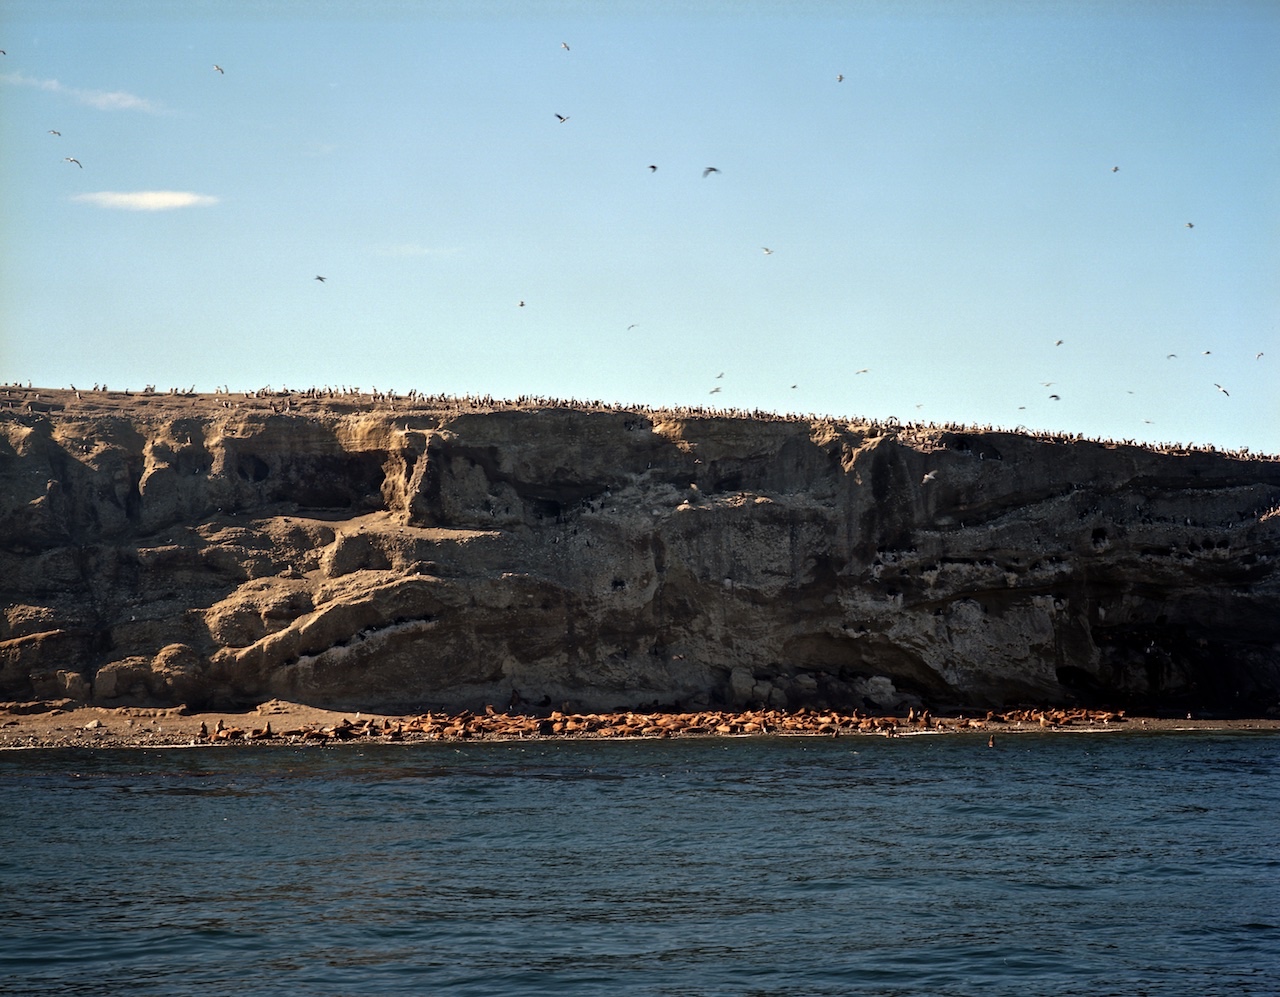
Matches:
[3,389,1279,715]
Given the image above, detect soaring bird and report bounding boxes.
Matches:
[555,113,569,123]
[1054,339,1064,346]
[1166,354,1177,359]
[648,164,657,172]
[854,368,869,375]
[1214,383,1229,396]
[48,129,61,136]
[1185,222,1194,228]
[836,74,844,82]
[518,300,525,307]
[715,372,724,378]
[1048,394,1061,401]
[762,247,773,255]
[314,275,326,282]
[561,41,570,51]
[709,387,722,395]
[214,64,224,74]
[702,167,720,178]
[1111,166,1119,172]
[1257,352,1265,360]
[921,470,938,485]
[63,157,82,168]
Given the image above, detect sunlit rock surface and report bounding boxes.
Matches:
[3,387,1278,715]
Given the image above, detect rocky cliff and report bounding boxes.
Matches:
[4,388,1279,715]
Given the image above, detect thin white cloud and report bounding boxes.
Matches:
[1,71,163,113]
[72,191,219,211]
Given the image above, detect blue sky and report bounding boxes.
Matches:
[2,0,1276,453]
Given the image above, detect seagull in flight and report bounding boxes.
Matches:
[63,157,82,168]
[855,368,869,375]
[648,164,657,172]
[836,74,844,82]
[214,64,224,74]
[1185,222,1195,228]
[1048,394,1061,401]
[561,42,570,51]
[627,324,638,330]
[1256,352,1265,360]
[1054,339,1064,346]
[48,129,61,136]
[1166,354,1177,359]
[715,372,724,378]
[314,275,326,282]
[1214,383,1229,396]
[1111,166,1119,172]
[702,167,720,178]
[762,247,773,255]
[555,113,569,123]
[518,300,525,307]
[710,387,722,395]
[921,470,938,485]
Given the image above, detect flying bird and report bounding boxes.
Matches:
[702,167,720,178]
[555,114,569,123]
[1054,339,1064,346]
[1048,394,1061,401]
[1040,381,1054,387]
[648,164,657,172]
[63,157,81,168]
[921,470,938,485]
[709,387,722,395]
[214,65,224,74]
[518,300,525,307]
[314,275,326,282]
[48,129,61,136]
[762,247,773,255]
[855,368,869,375]
[715,372,724,378]
[790,384,798,389]
[626,324,638,330]
[1214,383,1229,396]
[1185,222,1194,228]
[836,74,844,82]
[1257,352,1265,360]
[561,42,570,51]
[1166,354,1177,359]
[1111,166,1119,172]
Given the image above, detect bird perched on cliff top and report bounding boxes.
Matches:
[921,470,938,485]
[1214,383,1229,396]
[63,157,82,168]
[703,166,720,177]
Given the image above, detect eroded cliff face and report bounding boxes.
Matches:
[3,390,1279,715]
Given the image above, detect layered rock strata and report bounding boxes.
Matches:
[3,388,1278,715]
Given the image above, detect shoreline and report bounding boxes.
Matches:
[3,700,1278,750]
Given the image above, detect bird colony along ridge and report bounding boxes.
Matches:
[2,384,1275,461]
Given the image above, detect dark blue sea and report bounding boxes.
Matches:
[2,732,1278,996]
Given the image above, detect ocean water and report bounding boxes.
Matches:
[1,732,1278,996]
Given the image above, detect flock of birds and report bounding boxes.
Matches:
[15,38,1269,448]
